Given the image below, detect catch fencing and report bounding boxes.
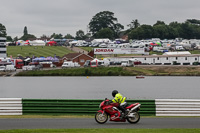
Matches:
[0,98,22,115]
[22,99,155,116]
[155,99,200,116]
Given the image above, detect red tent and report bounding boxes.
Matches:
[47,41,57,46]
[150,43,158,46]
[25,40,30,45]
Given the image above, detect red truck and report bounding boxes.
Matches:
[11,59,24,69]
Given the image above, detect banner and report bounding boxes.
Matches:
[94,48,147,55]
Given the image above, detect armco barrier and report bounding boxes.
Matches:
[0,98,22,115]
[156,99,200,116]
[22,99,155,116]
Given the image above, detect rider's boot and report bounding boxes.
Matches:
[119,112,124,120]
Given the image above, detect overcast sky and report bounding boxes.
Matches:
[1,0,200,38]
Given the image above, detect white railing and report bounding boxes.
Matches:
[0,98,22,115]
[156,99,200,116]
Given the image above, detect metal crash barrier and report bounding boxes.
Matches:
[0,98,22,115]
[156,99,200,116]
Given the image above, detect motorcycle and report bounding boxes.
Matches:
[95,98,141,124]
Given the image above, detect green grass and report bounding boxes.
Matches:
[0,129,199,133]
[189,50,200,54]
[7,46,74,58]
[79,47,94,52]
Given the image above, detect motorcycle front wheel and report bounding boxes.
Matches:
[127,111,140,124]
[95,112,108,124]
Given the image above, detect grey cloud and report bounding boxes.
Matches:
[1,0,200,38]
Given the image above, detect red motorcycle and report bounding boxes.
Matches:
[95,98,141,124]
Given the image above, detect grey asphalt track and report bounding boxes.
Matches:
[0,117,200,129]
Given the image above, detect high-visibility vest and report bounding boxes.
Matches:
[112,93,126,104]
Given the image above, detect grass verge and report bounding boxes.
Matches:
[15,66,200,76]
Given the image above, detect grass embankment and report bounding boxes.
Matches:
[0,129,199,133]
[15,66,200,76]
[16,67,130,76]
[7,46,73,58]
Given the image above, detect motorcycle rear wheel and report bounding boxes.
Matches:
[127,111,140,124]
[95,112,108,124]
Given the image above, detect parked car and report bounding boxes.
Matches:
[0,66,6,72]
[22,62,43,71]
[5,65,16,71]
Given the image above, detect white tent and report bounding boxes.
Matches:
[29,40,45,46]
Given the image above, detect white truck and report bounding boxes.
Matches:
[62,61,80,68]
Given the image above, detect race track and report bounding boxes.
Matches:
[0,117,200,129]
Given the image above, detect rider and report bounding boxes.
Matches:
[111,90,128,118]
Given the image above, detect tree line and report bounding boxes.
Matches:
[1,11,200,41]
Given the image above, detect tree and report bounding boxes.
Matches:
[23,26,28,35]
[128,25,153,40]
[153,24,169,39]
[127,19,140,29]
[186,19,200,25]
[13,36,18,41]
[89,11,124,37]
[20,34,36,41]
[76,30,86,40]
[6,36,13,42]
[153,21,166,26]
[20,26,36,40]
[96,28,114,39]
[0,23,7,37]
[113,23,124,38]
[50,33,63,39]
[64,34,74,39]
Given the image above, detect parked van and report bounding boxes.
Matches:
[121,59,140,67]
[5,65,16,71]
[121,60,133,67]
[90,58,110,67]
[62,61,80,68]
[84,60,91,67]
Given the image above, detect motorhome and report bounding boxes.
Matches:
[107,43,118,48]
[99,43,108,48]
[117,43,131,48]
